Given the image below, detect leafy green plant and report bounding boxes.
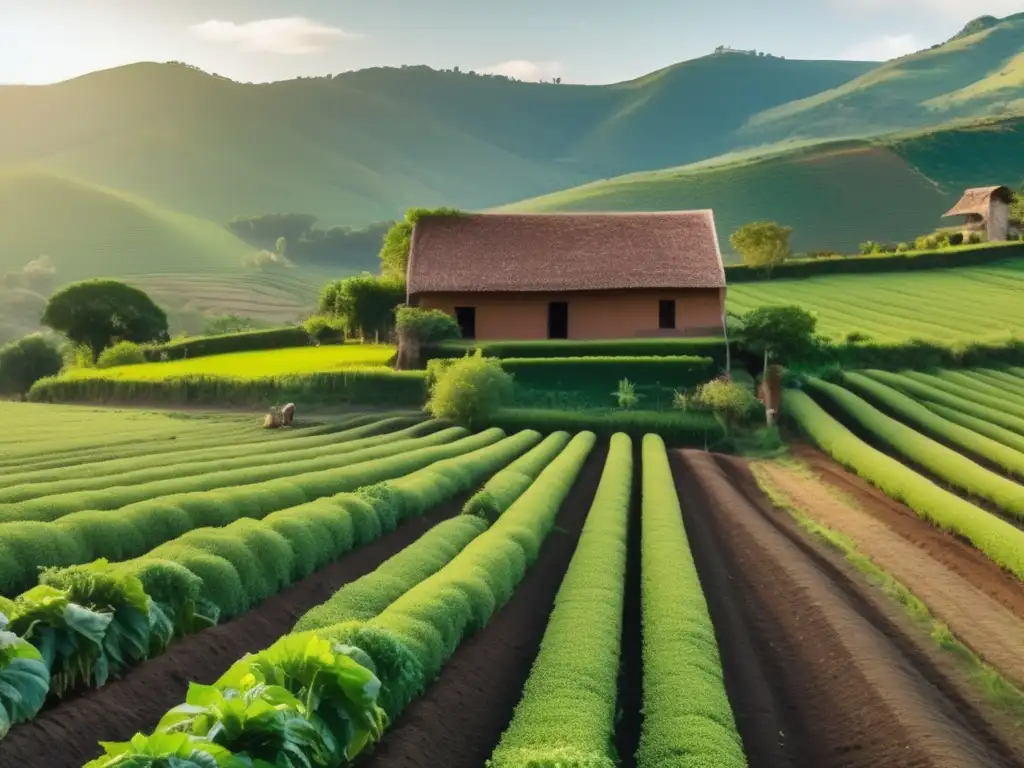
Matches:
[0,616,50,737]
[84,731,251,768]
[302,315,345,346]
[96,341,146,369]
[613,377,640,409]
[426,351,514,428]
[394,307,461,345]
[694,377,757,435]
[0,334,64,395]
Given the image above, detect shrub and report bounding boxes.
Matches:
[426,350,514,428]
[637,435,745,767]
[614,378,640,409]
[395,307,461,345]
[302,314,345,345]
[0,334,63,395]
[895,242,911,253]
[694,376,757,435]
[489,434,632,768]
[95,341,146,369]
[948,232,964,246]
[730,221,792,273]
[967,232,983,245]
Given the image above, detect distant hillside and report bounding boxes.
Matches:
[741,14,1024,144]
[502,117,1024,254]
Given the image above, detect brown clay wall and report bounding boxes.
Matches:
[415,288,724,340]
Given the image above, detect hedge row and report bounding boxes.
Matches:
[934,369,1024,410]
[840,372,1024,481]
[143,326,311,361]
[637,434,746,768]
[28,369,428,408]
[502,356,716,392]
[724,242,1024,283]
[980,368,1024,394]
[808,378,1024,520]
[428,337,729,366]
[489,433,632,768]
[115,429,540,621]
[785,389,1024,580]
[0,420,441,524]
[0,427,488,597]
[817,338,1024,372]
[312,431,597,721]
[0,416,421,506]
[485,408,724,448]
[463,431,572,522]
[925,402,1024,455]
[862,370,1024,437]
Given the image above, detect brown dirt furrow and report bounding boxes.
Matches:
[791,442,1024,620]
[674,449,1022,768]
[356,444,609,768]
[758,460,1024,689]
[0,502,466,768]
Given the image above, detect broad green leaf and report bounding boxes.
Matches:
[0,639,50,737]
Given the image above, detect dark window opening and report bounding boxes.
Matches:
[548,301,568,339]
[659,299,676,330]
[454,306,476,339]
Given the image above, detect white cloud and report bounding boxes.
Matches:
[478,60,564,82]
[842,33,922,61]
[191,17,357,55]
[832,0,1022,20]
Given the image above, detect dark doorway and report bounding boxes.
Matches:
[454,306,476,339]
[659,299,676,330]
[548,301,569,339]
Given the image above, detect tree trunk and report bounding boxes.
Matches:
[763,348,773,427]
[722,312,731,376]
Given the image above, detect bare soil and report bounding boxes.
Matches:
[758,460,1024,689]
[355,445,609,768]
[0,502,467,768]
[673,449,1024,768]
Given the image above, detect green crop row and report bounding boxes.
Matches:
[0,427,486,597]
[839,373,1024,481]
[637,434,746,768]
[426,337,729,366]
[807,378,1024,520]
[0,416,421,505]
[293,516,491,631]
[1,430,538,720]
[924,402,1024,456]
[935,369,1024,409]
[862,370,1024,438]
[902,370,1024,421]
[485,407,724,447]
[28,369,428,408]
[313,431,597,721]
[463,431,572,522]
[80,431,597,767]
[0,420,441,524]
[785,390,1024,580]
[489,433,632,768]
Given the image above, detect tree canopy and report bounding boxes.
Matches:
[318,274,405,339]
[0,334,63,394]
[41,280,169,361]
[379,207,463,278]
[738,305,818,363]
[730,221,792,272]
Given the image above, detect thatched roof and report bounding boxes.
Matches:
[406,211,726,296]
[943,186,1013,218]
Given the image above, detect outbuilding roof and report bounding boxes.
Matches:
[943,186,1013,218]
[406,211,726,295]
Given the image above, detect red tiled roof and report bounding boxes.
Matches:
[407,211,726,295]
[943,186,1013,217]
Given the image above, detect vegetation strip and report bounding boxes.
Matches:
[807,377,1024,520]
[923,402,1024,456]
[0,416,418,504]
[785,389,1024,580]
[489,433,632,768]
[0,427,483,597]
[901,371,1024,421]
[637,434,746,767]
[0,430,541,729]
[80,431,596,766]
[0,420,442,524]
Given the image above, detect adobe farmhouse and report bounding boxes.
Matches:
[405,211,727,341]
[943,186,1019,242]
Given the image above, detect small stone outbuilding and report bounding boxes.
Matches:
[943,186,1017,242]
[405,211,727,341]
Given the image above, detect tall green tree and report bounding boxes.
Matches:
[318,274,405,340]
[730,221,792,273]
[737,305,817,424]
[379,207,463,278]
[41,280,169,362]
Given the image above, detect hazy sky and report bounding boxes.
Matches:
[1,0,1018,85]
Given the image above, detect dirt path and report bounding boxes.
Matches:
[757,460,1024,690]
[0,502,467,768]
[356,444,609,768]
[673,449,1023,768]
[792,443,1024,620]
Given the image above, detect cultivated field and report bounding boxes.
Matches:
[67,344,395,380]
[1,400,1022,767]
[730,258,1024,343]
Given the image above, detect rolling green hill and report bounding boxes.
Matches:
[502,117,1024,254]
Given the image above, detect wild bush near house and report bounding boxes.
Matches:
[426,350,514,428]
